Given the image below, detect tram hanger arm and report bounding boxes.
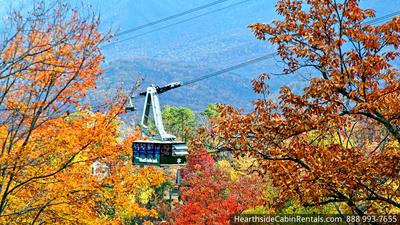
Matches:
[139,82,182,96]
[140,83,178,141]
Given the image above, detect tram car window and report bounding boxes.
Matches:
[161,144,171,156]
[139,143,146,160]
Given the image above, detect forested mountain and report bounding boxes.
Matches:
[94,0,278,113]
[95,0,397,113]
[93,57,308,114]
[96,58,259,112]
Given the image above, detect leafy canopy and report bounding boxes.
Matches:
[215,0,400,215]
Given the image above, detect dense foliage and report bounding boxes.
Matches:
[0,2,166,224]
[215,0,400,215]
[162,106,197,141]
[169,145,264,225]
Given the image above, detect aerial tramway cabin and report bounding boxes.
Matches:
[127,82,189,167]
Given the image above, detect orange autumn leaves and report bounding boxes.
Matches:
[0,2,165,224]
[0,107,166,224]
[0,2,110,221]
[215,0,400,215]
[3,19,104,111]
[0,112,110,223]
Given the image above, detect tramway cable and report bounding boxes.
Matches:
[115,0,232,38]
[102,0,252,48]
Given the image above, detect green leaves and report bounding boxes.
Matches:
[162,105,197,141]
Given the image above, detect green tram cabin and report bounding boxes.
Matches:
[133,140,188,166]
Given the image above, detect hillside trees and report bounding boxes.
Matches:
[0,1,165,223]
[201,103,220,121]
[214,0,400,215]
[95,131,167,224]
[169,143,264,225]
[162,106,197,141]
[0,0,109,221]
